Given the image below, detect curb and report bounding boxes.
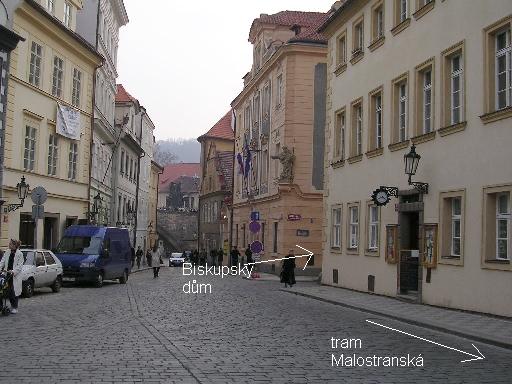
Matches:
[280,289,512,351]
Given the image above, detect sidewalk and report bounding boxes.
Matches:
[279,284,512,350]
[246,272,318,282]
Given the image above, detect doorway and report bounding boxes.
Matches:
[19,214,35,248]
[399,211,419,293]
[43,216,59,250]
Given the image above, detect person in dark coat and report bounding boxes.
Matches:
[280,249,296,288]
[245,245,253,266]
[230,246,240,267]
[146,249,152,267]
[130,247,136,268]
[199,249,207,266]
[135,246,143,269]
[218,248,224,266]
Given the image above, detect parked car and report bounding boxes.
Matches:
[20,249,63,298]
[169,253,185,267]
[54,225,132,287]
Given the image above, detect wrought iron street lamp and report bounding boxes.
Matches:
[0,176,30,212]
[404,145,428,194]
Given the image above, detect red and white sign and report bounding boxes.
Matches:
[287,214,302,221]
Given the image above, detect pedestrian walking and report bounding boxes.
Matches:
[245,245,253,266]
[211,249,218,267]
[0,239,23,314]
[280,249,296,288]
[230,245,240,267]
[146,249,152,268]
[199,248,206,267]
[135,246,143,269]
[218,248,224,266]
[151,245,161,278]
[130,246,136,269]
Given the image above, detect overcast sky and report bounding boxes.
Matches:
[117,0,334,141]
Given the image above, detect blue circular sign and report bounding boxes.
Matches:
[250,241,263,254]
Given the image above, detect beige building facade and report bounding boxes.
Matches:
[321,0,512,316]
[149,160,162,249]
[231,12,328,270]
[1,0,102,249]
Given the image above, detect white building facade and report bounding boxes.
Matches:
[321,0,512,317]
[76,0,128,225]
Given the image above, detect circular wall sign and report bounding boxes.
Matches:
[250,241,263,254]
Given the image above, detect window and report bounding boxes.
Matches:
[273,222,278,253]
[451,197,462,257]
[46,0,54,14]
[24,126,36,171]
[276,74,283,107]
[372,2,385,42]
[353,17,364,54]
[47,134,58,176]
[449,55,463,124]
[68,142,78,180]
[350,99,363,157]
[331,207,342,249]
[29,42,42,87]
[125,154,129,178]
[417,0,432,8]
[367,204,379,252]
[244,105,251,135]
[391,73,408,144]
[120,150,125,175]
[423,70,432,133]
[334,109,346,160]
[336,31,347,67]
[52,56,64,98]
[415,59,434,136]
[496,28,511,110]
[129,158,133,180]
[254,43,261,72]
[496,192,510,260]
[252,92,260,139]
[368,88,383,151]
[348,205,359,249]
[64,2,72,28]
[72,68,82,107]
[399,0,408,23]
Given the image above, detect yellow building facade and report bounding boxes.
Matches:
[149,159,163,248]
[1,0,102,249]
[231,12,328,271]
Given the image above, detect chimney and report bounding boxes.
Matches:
[291,24,301,36]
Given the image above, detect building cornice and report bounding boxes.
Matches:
[19,0,104,66]
[318,0,370,38]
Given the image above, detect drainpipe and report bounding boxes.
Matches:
[134,109,146,247]
[228,137,235,264]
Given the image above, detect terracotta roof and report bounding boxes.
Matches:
[116,84,138,103]
[216,151,234,191]
[159,163,201,191]
[250,11,329,44]
[172,175,200,194]
[198,111,234,141]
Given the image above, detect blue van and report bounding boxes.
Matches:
[54,226,132,287]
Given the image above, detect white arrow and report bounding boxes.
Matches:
[366,320,485,363]
[246,245,314,270]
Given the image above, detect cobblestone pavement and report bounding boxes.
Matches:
[3,268,511,383]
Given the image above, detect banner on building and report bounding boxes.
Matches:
[56,104,81,140]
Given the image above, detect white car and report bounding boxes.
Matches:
[168,252,185,267]
[20,249,63,298]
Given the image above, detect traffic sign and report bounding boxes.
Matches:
[31,186,48,205]
[32,205,44,220]
[249,220,261,233]
[250,240,263,253]
[250,211,260,221]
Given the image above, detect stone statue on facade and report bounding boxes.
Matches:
[271,146,295,183]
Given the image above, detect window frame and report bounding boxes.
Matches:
[370,1,385,47]
[23,125,37,171]
[496,192,510,261]
[51,55,64,98]
[367,204,380,253]
[441,41,466,129]
[72,68,82,108]
[333,107,346,162]
[350,98,364,158]
[29,41,43,87]
[68,142,78,180]
[482,184,512,270]
[351,14,365,63]
[64,2,72,28]
[414,58,435,138]
[390,72,409,146]
[47,133,58,176]
[368,86,384,152]
[495,28,511,110]
[276,74,283,108]
[331,206,342,250]
[347,203,360,253]
[439,190,465,265]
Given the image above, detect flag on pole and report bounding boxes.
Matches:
[236,153,244,174]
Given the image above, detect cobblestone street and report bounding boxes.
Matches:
[3,267,511,383]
